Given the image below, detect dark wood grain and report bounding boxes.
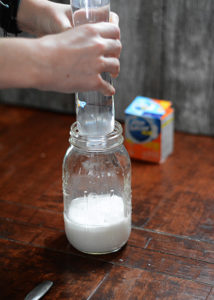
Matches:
[0,104,214,299]
[91,265,211,300]
[0,239,112,300]
[207,288,214,300]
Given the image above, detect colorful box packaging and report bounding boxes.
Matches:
[124,96,174,163]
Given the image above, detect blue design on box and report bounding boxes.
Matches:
[128,117,160,143]
[125,96,165,118]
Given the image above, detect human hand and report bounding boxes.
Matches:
[17,0,73,36]
[35,22,121,95]
[17,0,119,36]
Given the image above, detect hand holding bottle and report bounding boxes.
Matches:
[0,0,121,96]
[36,22,121,95]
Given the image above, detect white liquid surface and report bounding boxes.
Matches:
[64,194,131,254]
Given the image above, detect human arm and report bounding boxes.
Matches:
[0,22,121,95]
[0,0,121,95]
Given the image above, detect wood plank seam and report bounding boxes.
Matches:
[87,271,111,300]
[132,226,214,245]
[1,233,214,287]
[0,198,63,215]
[1,215,214,265]
[205,287,214,300]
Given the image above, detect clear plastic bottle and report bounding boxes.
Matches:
[71,0,114,137]
[63,121,132,254]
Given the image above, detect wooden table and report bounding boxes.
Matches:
[0,104,214,299]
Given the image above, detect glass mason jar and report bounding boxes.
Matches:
[63,121,132,254]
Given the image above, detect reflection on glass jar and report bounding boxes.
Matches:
[63,121,132,254]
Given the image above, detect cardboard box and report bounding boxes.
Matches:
[124,96,174,163]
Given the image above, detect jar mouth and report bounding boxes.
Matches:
[69,121,124,151]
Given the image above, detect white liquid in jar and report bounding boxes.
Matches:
[64,194,131,254]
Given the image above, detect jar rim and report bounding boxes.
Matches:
[69,121,124,152]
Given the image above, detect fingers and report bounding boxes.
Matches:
[100,38,121,58]
[92,22,120,40]
[96,75,115,96]
[98,57,120,78]
[92,56,120,96]
[110,12,119,25]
